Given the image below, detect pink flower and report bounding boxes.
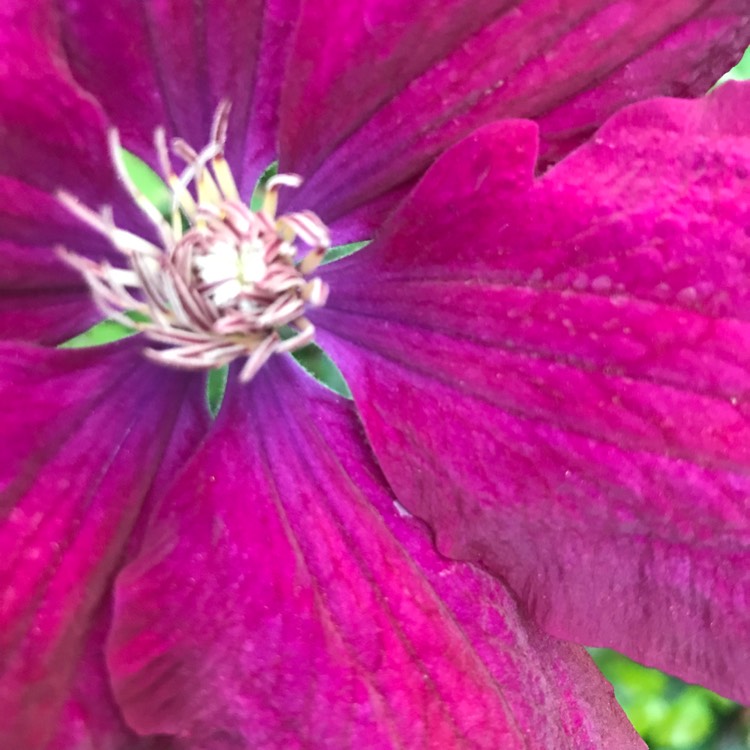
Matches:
[0,1,748,747]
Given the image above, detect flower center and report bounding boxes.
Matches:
[57,101,330,382]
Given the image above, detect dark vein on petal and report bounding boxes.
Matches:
[320,319,750,473]
[141,3,180,138]
[321,282,750,404]
[286,0,519,179]
[0,353,144,505]
[233,0,266,194]
[293,392,529,746]
[316,0,718,214]
[258,378,407,748]
[194,0,211,140]
[2,370,192,743]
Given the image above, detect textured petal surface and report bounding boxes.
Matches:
[282,0,750,232]
[0,1,160,342]
[0,177,109,344]
[0,2,148,219]
[0,275,93,346]
[313,83,750,702]
[49,600,174,750]
[55,0,298,195]
[0,340,207,749]
[107,359,642,749]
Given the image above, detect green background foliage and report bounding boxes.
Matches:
[720,45,750,82]
[592,650,748,749]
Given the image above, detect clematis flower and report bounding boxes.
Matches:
[0,1,748,748]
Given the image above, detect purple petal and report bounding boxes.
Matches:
[0,5,167,340]
[107,358,642,748]
[282,0,750,230]
[0,176,116,343]
[0,287,94,346]
[49,599,172,750]
[0,340,207,749]
[0,2,162,244]
[0,4,122,205]
[54,0,297,195]
[313,82,750,702]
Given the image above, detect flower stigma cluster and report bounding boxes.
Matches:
[57,101,330,382]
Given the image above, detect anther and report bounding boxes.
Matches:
[57,102,331,381]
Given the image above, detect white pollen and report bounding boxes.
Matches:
[239,243,268,284]
[196,240,269,307]
[393,501,413,519]
[211,279,243,307]
[194,243,236,284]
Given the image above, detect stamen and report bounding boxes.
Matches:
[263,173,302,218]
[58,102,330,381]
[107,129,174,248]
[208,100,240,203]
[155,127,197,231]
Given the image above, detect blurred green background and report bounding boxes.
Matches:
[591,649,748,749]
[720,44,750,83]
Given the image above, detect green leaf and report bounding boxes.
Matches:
[292,343,351,398]
[119,150,172,216]
[58,319,135,348]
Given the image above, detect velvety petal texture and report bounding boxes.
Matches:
[0,2,149,217]
[4,0,747,238]
[0,178,109,344]
[48,600,173,750]
[0,341,207,749]
[314,82,750,702]
[0,2,162,342]
[54,0,298,195]
[282,0,750,228]
[107,359,642,749]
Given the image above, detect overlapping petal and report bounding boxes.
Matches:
[0,177,116,344]
[313,82,750,701]
[107,358,642,748]
[0,2,145,216]
[48,600,173,750]
[0,341,207,749]
[0,2,162,341]
[5,1,747,242]
[282,0,750,230]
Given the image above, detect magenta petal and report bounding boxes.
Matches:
[0,175,117,343]
[281,0,750,226]
[55,0,297,194]
[0,4,162,341]
[107,359,642,748]
[0,341,207,749]
[0,236,93,344]
[0,2,109,202]
[313,83,750,702]
[0,2,159,243]
[0,3,118,203]
[50,600,172,750]
[0,287,95,346]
